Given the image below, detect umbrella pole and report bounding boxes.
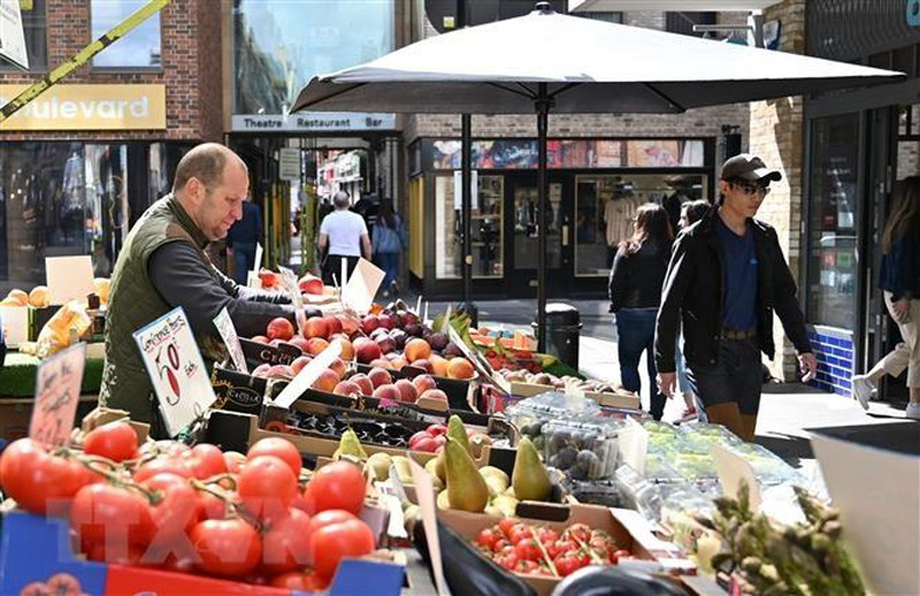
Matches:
[536,83,550,353]
[461,113,477,326]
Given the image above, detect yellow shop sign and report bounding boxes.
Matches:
[0,84,166,130]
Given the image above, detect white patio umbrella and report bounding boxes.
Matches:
[292,2,902,350]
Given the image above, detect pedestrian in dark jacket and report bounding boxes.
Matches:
[655,154,816,441]
[609,203,673,420]
[852,176,920,418]
[227,200,263,284]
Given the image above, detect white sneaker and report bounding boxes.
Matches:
[851,374,875,410]
[906,403,920,420]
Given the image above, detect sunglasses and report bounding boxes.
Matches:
[728,179,771,196]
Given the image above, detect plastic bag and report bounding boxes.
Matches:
[36,300,91,358]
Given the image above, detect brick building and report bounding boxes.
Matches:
[0,0,222,291]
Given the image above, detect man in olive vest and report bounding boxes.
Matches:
[100,143,295,427]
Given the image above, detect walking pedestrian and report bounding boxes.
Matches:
[226,198,263,284]
[318,190,372,285]
[675,199,712,421]
[655,154,817,442]
[372,199,407,298]
[852,176,920,419]
[609,203,673,421]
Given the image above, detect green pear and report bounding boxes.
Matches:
[445,437,489,513]
[492,494,520,517]
[437,489,451,509]
[485,475,506,498]
[424,457,444,491]
[479,466,509,491]
[433,449,447,483]
[391,456,413,483]
[334,428,368,461]
[447,415,471,455]
[366,452,392,481]
[484,503,503,517]
[512,436,553,502]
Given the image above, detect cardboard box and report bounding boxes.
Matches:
[0,511,406,596]
[437,502,694,596]
[508,381,642,411]
[0,395,99,445]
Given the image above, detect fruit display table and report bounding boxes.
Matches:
[0,351,104,397]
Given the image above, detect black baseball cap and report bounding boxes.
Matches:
[720,154,782,183]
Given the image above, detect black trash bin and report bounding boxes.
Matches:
[532,303,581,369]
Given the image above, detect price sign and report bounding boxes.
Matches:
[341,258,385,315]
[29,342,86,447]
[133,307,216,437]
[279,266,307,338]
[213,307,248,374]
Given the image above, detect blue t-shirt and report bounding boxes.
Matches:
[714,216,758,330]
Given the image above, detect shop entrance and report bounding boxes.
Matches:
[504,174,572,297]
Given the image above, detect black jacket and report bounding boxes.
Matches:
[654,208,812,373]
[608,240,671,312]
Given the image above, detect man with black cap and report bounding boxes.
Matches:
[654,154,817,441]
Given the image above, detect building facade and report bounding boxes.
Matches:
[0,0,222,292]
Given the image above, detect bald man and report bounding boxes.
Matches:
[100,143,297,427]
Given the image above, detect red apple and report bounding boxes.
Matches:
[291,355,312,375]
[367,367,393,388]
[266,317,295,341]
[395,379,419,403]
[409,430,430,449]
[413,374,438,394]
[353,337,382,364]
[413,437,439,453]
[361,315,380,335]
[350,374,373,395]
[333,380,361,396]
[426,423,448,437]
[372,384,401,402]
[312,369,339,393]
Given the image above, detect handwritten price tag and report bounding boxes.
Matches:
[213,307,248,374]
[134,307,216,437]
[29,342,86,447]
[279,266,307,338]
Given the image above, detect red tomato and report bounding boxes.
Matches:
[270,570,330,591]
[197,488,234,520]
[144,472,202,540]
[565,523,591,544]
[553,551,588,577]
[306,509,357,562]
[492,550,519,571]
[508,525,535,546]
[310,518,375,580]
[497,518,520,538]
[536,527,559,545]
[290,489,313,515]
[134,457,193,483]
[188,444,228,480]
[513,538,542,562]
[514,559,540,574]
[191,517,262,577]
[476,528,500,551]
[238,455,297,522]
[224,452,245,474]
[247,437,302,477]
[71,484,154,561]
[0,439,88,515]
[492,538,511,554]
[261,508,313,574]
[83,421,138,463]
[309,461,366,515]
[546,539,577,560]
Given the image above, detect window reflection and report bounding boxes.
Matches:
[91,0,162,68]
[434,174,504,279]
[234,0,394,114]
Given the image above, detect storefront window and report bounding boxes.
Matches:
[85,144,129,275]
[91,0,162,68]
[233,0,394,114]
[575,174,706,276]
[807,113,860,330]
[434,174,503,279]
[0,0,48,71]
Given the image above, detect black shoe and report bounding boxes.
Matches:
[390,280,399,297]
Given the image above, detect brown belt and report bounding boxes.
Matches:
[721,326,757,340]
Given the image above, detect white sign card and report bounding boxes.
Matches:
[0,0,29,71]
[341,258,385,314]
[274,340,342,408]
[709,444,762,511]
[452,169,479,211]
[811,434,920,596]
[278,147,301,181]
[213,307,248,374]
[278,266,307,338]
[133,307,216,437]
[0,304,28,347]
[29,342,86,447]
[247,243,264,288]
[46,256,95,305]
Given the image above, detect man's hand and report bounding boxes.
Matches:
[891,297,910,322]
[657,372,676,398]
[799,352,817,383]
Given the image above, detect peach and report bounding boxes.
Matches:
[410,359,433,374]
[353,337,382,364]
[252,363,271,378]
[334,338,355,361]
[430,355,449,377]
[372,384,401,402]
[298,274,325,295]
[447,357,475,380]
[350,374,373,395]
[266,317,295,341]
[377,314,395,330]
[312,369,339,393]
[419,388,449,404]
[367,367,393,388]
[6,289,28,306]
[251,335,270,345]
[323,316,343,336]
[28,285,50,308]
[291,355,312,375]
[258,269,278,289]
[305,337,330,355]
[376,336,396,355]
[304,316,329,340]
[333,380,361,397]
[390,357,407,370]
[341,317,360,336]
[413,374,438,394]
[395,379,418,404]
[288,337,310,354]
[404,338,432,363]
[329,357,346,380]
[369,358,393,370]
[267,365,294,379]
[361,315,380,335]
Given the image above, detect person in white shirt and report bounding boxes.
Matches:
[318,190,372,284]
